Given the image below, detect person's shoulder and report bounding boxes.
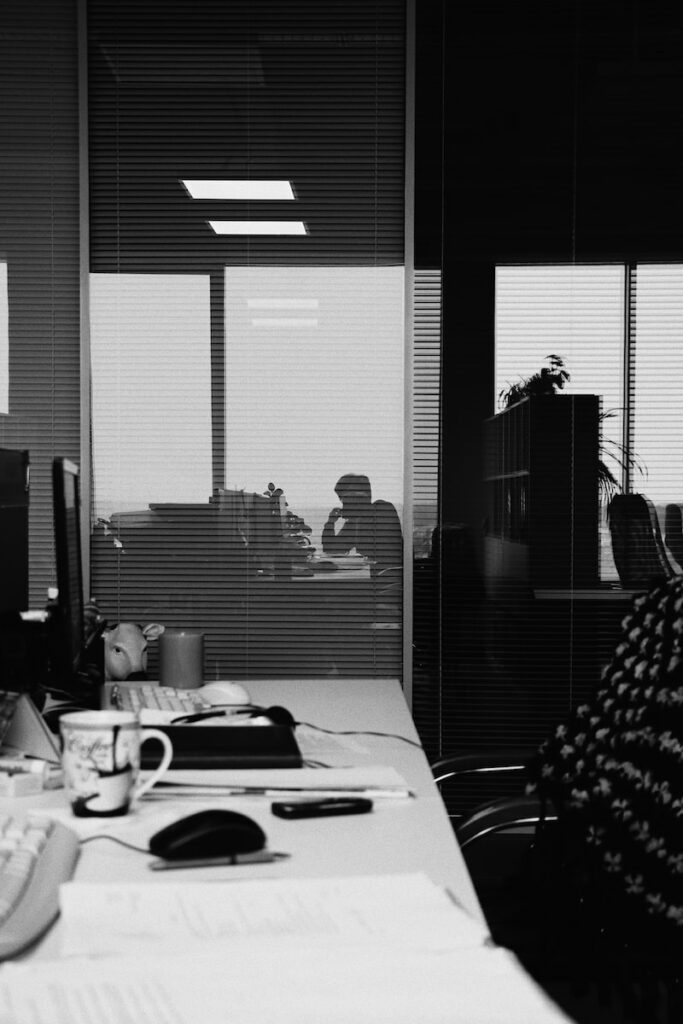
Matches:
[371,499,400,523]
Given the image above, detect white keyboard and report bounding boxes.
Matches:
[110,684,215,725]
[107,683,255,726]
[0,814,79,959]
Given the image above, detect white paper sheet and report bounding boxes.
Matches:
[59,872,489,958]
[0,947,573,1024]
[295,723,369,757]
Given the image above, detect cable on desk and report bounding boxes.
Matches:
[79,834,149,855]
[295,720,423,749]
[171,705,266,724]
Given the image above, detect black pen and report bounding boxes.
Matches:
[149,850,290,871]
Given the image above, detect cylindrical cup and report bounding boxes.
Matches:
[59,710,173,817]
[158,628,204,689]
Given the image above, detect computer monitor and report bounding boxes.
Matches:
[51,457,85,681]
[249,492,284,572]
[0,448,29,613]
[214,488,284,572]
[0,448,39,695]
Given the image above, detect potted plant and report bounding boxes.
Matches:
[498,354,642,504]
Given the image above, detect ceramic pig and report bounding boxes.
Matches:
[103,622,165,681]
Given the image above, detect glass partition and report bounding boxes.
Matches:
[87,0,407,681]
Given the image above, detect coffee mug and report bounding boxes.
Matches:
[59,710,173,817]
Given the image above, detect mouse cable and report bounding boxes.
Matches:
[294,720,422,749]
[79,834,150,855]
[171,704,266,724]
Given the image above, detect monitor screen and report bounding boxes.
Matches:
[52,457,85,678]
[0,448,29,613]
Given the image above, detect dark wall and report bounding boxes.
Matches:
[416,0,683,536]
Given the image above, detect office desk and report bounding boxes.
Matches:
[8,678,484,962]
[0,680,578,1024]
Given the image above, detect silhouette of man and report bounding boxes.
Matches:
[322,474,402,576]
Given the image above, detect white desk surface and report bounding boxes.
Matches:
[7,678,485,962]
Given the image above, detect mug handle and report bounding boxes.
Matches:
[135,728,174,800]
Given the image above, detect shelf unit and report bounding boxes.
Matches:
[483,394,600,589]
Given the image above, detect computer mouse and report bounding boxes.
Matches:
[149,809,266,860]
[196,681,252,706]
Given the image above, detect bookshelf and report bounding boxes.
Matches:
[483,395,600,590]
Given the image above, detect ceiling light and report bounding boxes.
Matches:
[251,318,318,327]
[247,299,319,309]
[182,180,295,200]
[208,221,308,236]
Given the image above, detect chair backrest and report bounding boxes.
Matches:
[607,493,676,588]
[664,503,683,570]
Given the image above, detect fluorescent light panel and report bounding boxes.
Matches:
[247,299,319,310]
[209,221,308,236]
[251,318,318,327]
[182,180,295,200]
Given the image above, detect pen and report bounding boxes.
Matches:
[149,850,290,871]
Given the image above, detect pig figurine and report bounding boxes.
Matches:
[103,622,165,682]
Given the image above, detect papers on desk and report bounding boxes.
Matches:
[0,873,572,1024]
[324,554,369,570]
[150,765,414,799]
[0,947,574,1024]
[57,872,489,959]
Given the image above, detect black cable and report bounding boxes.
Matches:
[295,720,422,749]
[171,705,265,724]
[79,834,149,855]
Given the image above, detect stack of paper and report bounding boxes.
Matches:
[0,873,573,1023]
[0,947,573,1023]
[57,872,488,958]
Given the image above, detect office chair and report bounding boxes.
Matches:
[433,575,683,1024]
[607,493,676,588]
[664,503,683,571]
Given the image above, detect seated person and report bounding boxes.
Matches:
[321,474,402,577]
[527,574,683,939]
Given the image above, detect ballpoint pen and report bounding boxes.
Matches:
[149,850,290,871]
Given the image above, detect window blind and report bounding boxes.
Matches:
[0,2,80,607]
[0,263,8,415]
[87,0,407,681]
[476,261,683,767]
[411,268,442,754]
[631,265,683,520]
[495,264,626,580]
[446,264,630,762]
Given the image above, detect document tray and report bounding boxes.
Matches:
[141,724,303,770]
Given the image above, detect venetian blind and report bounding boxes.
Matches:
[631,265,683,527]
[87,0,407,681]
[411,268,442,752]
[483,264,627,752]
[0,2,80,607]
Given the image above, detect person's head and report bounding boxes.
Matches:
[334,474,372,516]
